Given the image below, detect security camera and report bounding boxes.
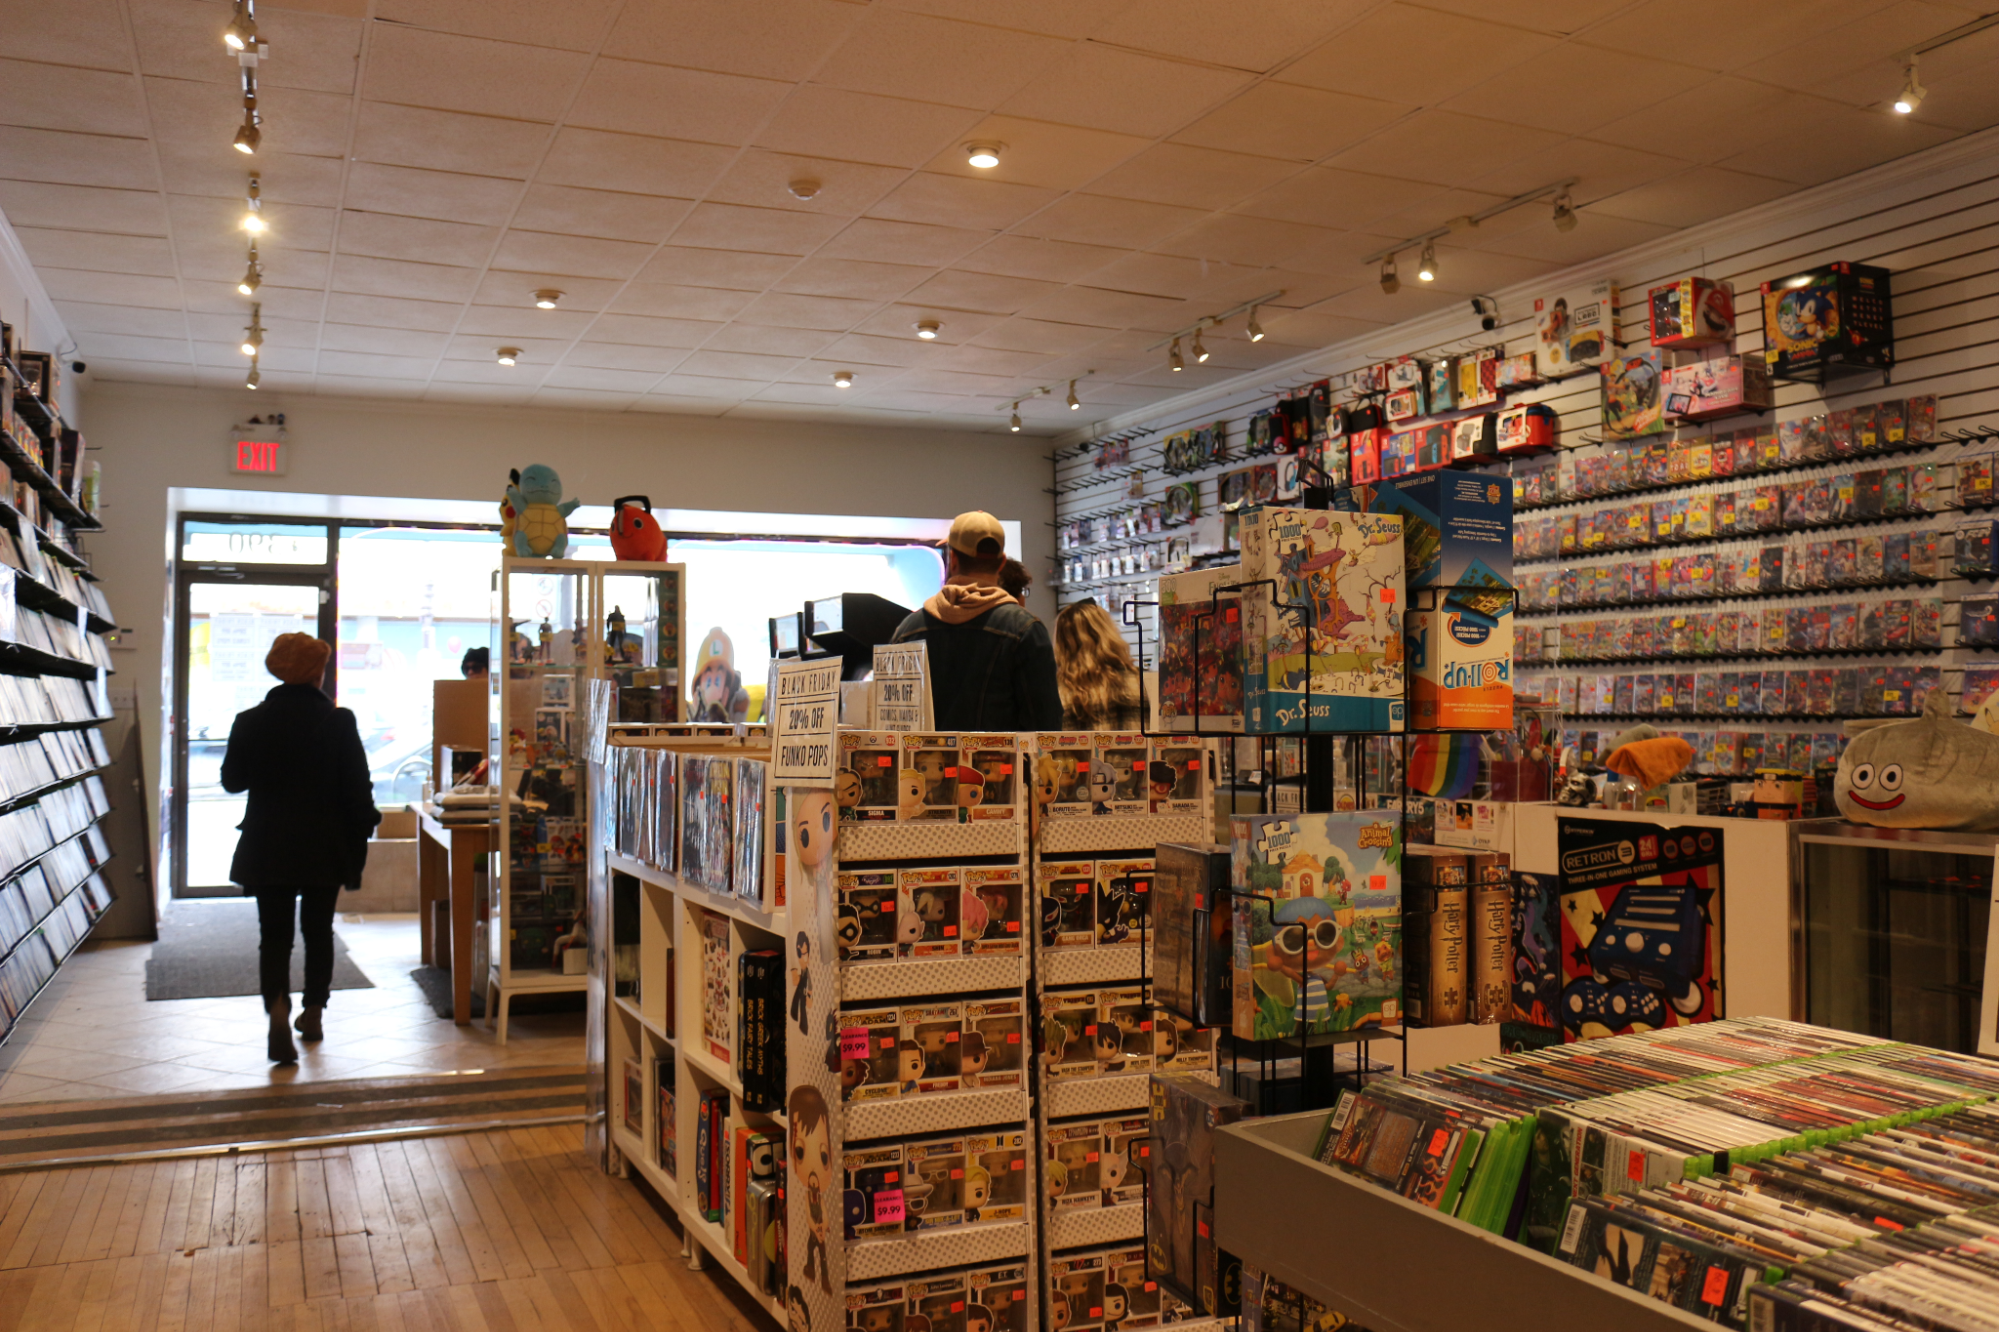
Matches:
[69,360,86,375]
[1469,297,1498,332]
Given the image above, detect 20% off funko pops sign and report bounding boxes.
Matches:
[773,658,841,783]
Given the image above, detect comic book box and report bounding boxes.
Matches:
[1363,473,1515,731]
[1761,262,1893,382]
[1237,506,1405,734]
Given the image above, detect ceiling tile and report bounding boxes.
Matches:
[584,312,726,348]
[918,343,1052,376]
[1581,167,1801,230]
[819,218,995,267]
[632,247,801,291]
[678,348,808,381]
[1734,2,1975,93]
[1018,194,1205,249]
[877,0,1135,41]
[888,366,1014,396]
[441,331,575,363]
[241,5,367,93]
[1232,167,1440,229]
[628,392,734,416]
[183,280,324,320]
[999,44,1254,138]
[534,128,737,201]
[0,126,156,191]
[1088,0,1375,73]
[155,144,347,209]
[867,172,1062,232]
[970,316,1118,355]
[351,102,549,178]
[168,193,337,253]
[1279,5,1557,105]
[1712,106,1958,188]
[52,300,190,339]
[1409,0,1633,36]
[653,372,773,398]
[917,116,1151,191]
[317,324,452,358]
[702,324,839,357]
[12,0,133,70]
[1442,45,1715,137]
[361,25,589,121]
[1582,0,1850,71]
[701,150,906,216]
[567,59,790,145]
[849,303,1007,341]
[337,210,501,268]
[775,258,933,302]
[814,332,935,367]
[469,271,621,309]
[0,181,168,236]
[1017,285,1190,332]
[530,386,645,410]
[755,86,983,169]
[14,228,176,277]
[541,365,663,393]
[1473,210,1678,265]
[607,0,864,82]
[607,283,759,322]
[901,270,1060,316]
[329,252,483,303]
[455,305,599,339]
[434,358,546,385]
[69,331,189,364]
[1083,251,1255,301]
[322,292,466,333]
[958,234,1122,283]
[342,162,525,227]
[1089,143,1299,211]
[1172,83,1412,163]
[1151,212,1329,267]
[564,342,691,373]
[88,357,196,385]
[734,290,881,331]
[1325,111,1568,188]
[1256,308,1388,349]
[670,202,847,255]
[489,228,655,281]
[1468,137,1692,207]
[1278,227,1402,276]
[372,0,622,52]
[144,76,354,159]
[0,57,147,137]
[812,8,1070,109]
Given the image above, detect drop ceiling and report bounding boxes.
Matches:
[5,0,1997,432]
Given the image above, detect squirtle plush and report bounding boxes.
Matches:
[1834,690,1999,830]
[506,464,580,557]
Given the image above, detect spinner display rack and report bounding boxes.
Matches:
[0,362,115,1049]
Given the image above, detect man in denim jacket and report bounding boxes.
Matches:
[892,511,1063,731]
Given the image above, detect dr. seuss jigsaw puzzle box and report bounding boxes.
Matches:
[1230,811,1403,1038]
[1238,507,1405,734]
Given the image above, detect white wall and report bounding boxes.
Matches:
[77,381,1054,857]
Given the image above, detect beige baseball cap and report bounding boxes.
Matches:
[946,510,1005,557]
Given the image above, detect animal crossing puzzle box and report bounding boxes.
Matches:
[1237,506,1405,734]
[1229,811,1402,1039]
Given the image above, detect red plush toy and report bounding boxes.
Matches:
[608,495,667,562]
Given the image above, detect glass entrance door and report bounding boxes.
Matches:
[172,573,331,895]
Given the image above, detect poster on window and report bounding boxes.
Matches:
[1556,818,1722,1042]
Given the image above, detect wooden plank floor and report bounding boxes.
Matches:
[0,1125,777,1332]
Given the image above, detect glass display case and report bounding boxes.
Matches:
[1795,819,1996,1055]
[599,563,684,723]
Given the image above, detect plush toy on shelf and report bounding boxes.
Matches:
[1834,691,1999,830]
[499,469,520,546]
[608,494,667,562]
[506,464,580,557]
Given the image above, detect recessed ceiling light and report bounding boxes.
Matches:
[1417,241,1437,283]
[1246,307,1264,342]
[533,289,563,309]
[833,369,854,388]
[1066,380,1079,410]
[788,178,821,200]
[1169,337,1184,372]
[914,319,941,340]
[496,347,520,366]
[964,142,1003,169]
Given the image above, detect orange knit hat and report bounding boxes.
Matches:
[265,632,331,686]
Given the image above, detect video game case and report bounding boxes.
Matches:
[1152,842,1231,1029]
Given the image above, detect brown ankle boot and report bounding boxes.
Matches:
[294,1007,323,1041]
[268,1000,298,1064]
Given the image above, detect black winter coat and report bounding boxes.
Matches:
[890,604,1064,732]
[220,683,381,890]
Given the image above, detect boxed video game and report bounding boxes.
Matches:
[1533,278,1619,379]
[1040,859,1097,950]
[1761,261,1893,381]
[1602,351,1666,439]
[958,734,1018,820]
[961,867,1024,956]
[1663,355,1773,421]
[1496,402,1557,454]
[835,869,900,962]
[901,1003,962,1094]
[1093,857,1153,948]
[1152,842,1231,1028]
[898,867,961,959]
[835,731,902,823]
[962,998,1026,1088]
[1147,1073,1249,1318]
[839,1007,904,1103]
[1230,811,1404,1038]
[1093,732,1151,816]
[1648,276,1734,348]
[1159,564,1245,733]
[899,733,959,821]
[1238,507,1406,733]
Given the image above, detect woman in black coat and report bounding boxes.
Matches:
[220,632,381,1062]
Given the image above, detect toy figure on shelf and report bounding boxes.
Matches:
[603,606,642,668]
[1835,691,1999,830]
[608,495,668,561]
[505,463,580,557]
[688,628,750,723]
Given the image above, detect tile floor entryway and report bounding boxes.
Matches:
[0,914,584,1104]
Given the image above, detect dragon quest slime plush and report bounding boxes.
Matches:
[505,464,580,557]
[1834,690,1999,830]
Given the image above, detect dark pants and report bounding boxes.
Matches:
[253,885,342,1009]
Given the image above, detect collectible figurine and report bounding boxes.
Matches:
[688,628,750,724]
[789,932,813,1036]
[898,1039,924,1093]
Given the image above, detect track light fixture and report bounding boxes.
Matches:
[223,0,256,51]
[241,175,265,234]
[1380,255,1400,295]
[1365,178,1576,288]
[1893,57,1926,113]
[1066,380,1079,410]
[1169,337,1184,372]
[914,319,941,340]
[245,359,260,390]
[237,245,261,296]
[233,67,260,154]
[1417,242,1437,283]
[964,142,1003,169]
[1246,307,1264,342]
[496,347,520,366]
[1009,403,1021,431]
[1192,327,1209,363]
[533,289,563,309]
[240,304,263,357]
[1552,190,1577,232]
[833,369,854,388]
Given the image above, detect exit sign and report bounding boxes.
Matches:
[229,438,286,475]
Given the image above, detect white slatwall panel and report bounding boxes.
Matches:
[1050,124,1999,768]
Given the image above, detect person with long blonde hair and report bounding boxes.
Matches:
[1054,600,1145,731]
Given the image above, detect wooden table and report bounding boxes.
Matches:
[417,806,492,1025]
